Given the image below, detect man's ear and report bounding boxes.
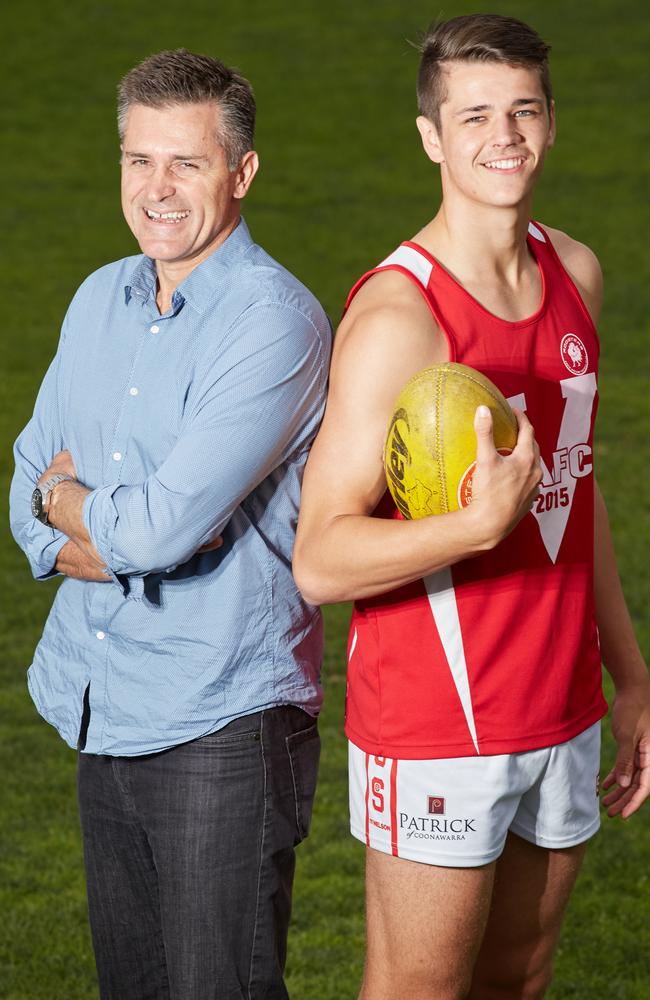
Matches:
[416,116,444,164]
[233,150,259,199]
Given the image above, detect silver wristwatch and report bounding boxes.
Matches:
[31,473,74,525]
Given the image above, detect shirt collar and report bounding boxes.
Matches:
[123,217,254,312]
[124,256,157,306]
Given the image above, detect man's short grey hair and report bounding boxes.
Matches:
[117,49,256,170]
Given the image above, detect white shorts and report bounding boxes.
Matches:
[349,723,601,867]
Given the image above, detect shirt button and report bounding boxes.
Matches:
[96,631,105,640]
[112,452,122,461]
[129,387,139,396]
[150,324,160,334]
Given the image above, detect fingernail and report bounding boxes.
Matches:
[619,775,631,788]
[476,405,490,418]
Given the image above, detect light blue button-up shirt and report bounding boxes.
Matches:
[10,219,331,756]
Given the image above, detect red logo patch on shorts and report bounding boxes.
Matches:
[427,796,445,815]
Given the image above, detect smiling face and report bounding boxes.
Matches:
[417,61,555,211]
[120,101,258,278]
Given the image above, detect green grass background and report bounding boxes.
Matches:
[1,0,648,996]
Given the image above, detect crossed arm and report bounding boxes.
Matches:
[56,539,109,582]
[11,300,327,586]
[36,450,222,582]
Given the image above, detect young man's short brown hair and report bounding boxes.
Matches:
[417,14,552,130]
[117,49,255,169]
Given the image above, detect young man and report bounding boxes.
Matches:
[10,51,330,999]
[294,15,649,999]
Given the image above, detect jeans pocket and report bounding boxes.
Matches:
[190,712,263,749]
[285,723,320,842]
[196,729,261,747]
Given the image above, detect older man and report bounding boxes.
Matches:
[10,50,330,999]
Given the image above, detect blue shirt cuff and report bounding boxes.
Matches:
[32,529,70,580]
[82,486,124,586]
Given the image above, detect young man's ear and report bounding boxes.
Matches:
[546,100,556,151]
[416,116,445,164]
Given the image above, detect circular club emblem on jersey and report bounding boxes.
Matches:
[458,450,512,508]
[560,333,588,375]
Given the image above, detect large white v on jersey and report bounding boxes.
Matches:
[510,371,598,563]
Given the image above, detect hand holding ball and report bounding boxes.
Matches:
[384,363,517,518]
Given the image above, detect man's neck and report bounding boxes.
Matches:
[154,212,241,314]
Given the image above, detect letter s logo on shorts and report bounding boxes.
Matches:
[372,777,385,813]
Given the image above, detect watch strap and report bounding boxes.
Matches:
[40,473,74,502]
[33,473,75,525]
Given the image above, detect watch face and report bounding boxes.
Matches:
[31,487,44,520]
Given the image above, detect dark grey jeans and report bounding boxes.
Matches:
[77,706,320,1000]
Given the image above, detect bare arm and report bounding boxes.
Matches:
[551,227,650,817]
[595,483,650,818]
[293,272,542,605]
[55,539,111,581]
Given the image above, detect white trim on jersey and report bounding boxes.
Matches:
[348,627,358,663]
[528,222,547,242]
[378,245,433,287]
[423,567,480,754]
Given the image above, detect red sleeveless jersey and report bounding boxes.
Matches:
[344,222,607,759]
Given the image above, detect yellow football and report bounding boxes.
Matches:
[384,362,517,518]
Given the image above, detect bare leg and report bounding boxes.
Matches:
[360,847,496,1000]
[468,832,588,999]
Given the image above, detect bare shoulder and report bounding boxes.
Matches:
[542,224,603,323]
[334,267,446,375]
[298,268,448,519]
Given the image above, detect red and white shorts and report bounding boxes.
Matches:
[349,723,601,867]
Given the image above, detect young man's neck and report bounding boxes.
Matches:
[415,197,535,284]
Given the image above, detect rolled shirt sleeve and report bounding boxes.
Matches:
[10,329,70,580]
[83,300,327,577]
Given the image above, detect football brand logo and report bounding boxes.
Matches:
[560,333,588,375]
[385,408,412,518]
[428,796,445,815]
[457,450,513,508]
